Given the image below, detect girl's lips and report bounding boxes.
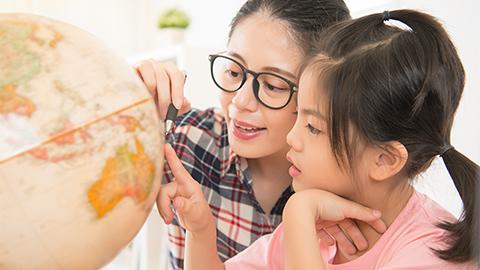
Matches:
[289,164,302,177]
[286,155,301,177]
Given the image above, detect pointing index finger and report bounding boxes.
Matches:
[164,144,190,183]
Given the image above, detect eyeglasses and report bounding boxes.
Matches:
[208,54,298,110]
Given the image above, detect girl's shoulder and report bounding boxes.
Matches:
[376,191,474,269]
[406,191,457,233]
[381,191,455,248]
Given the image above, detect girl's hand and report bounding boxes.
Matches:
[156,144,214,233]
[317,218,370,255]
[285,189,387,235]
[283,189,387,270]
[134,60,191,120]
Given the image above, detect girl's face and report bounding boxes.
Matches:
[220,13,303,159]
[286,69,366,197]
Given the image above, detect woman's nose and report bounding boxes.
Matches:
[231,77,258,112]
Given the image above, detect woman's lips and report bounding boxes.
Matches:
[230,119,266,141]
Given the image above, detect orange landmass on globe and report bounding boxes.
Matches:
[87,138,155,218]
[48,31,63,48]
[108,115,143,132]
[28,146,94,163]
[0,84,36,117]
[51,120,92,146]
[27,120,93,162]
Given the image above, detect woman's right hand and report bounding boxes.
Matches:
[134,59,191,120]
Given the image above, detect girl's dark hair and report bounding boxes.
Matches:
[229,0,351,54]
[308,9,479,264]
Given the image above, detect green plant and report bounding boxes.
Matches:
[157,8,190,29]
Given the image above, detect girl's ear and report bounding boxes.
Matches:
[369,141,408,182]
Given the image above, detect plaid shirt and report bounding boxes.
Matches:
[163,108,293,270]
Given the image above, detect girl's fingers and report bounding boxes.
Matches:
[162,62,186,110]
[366,218,388,234]
[173,196,192,214]
[324,225,357,255]
[337,219,368,251]
[164,144,192,185]
[156,181,178,224]
[317,229,335,246]
[342,199,381,221]
[173,196,210,233]
[341,201,387,234]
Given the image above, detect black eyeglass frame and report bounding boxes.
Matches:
[208,54,298,110]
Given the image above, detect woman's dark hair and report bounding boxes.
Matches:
[306,9,479,264]
[229,0,351,54]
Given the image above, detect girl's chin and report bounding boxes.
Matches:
[291,179,303,192]
[291,178,315,192]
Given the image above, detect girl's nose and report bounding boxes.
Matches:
[286,120,303,152]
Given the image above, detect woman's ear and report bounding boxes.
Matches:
[369,141,408,182]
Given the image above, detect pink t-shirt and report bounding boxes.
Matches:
[224,191,475,270]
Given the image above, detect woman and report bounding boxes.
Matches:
[136,1,353,269]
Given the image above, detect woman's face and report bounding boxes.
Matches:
[220,13,303,159]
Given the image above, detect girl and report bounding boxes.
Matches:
[159,9,479,269]
[136,1,374,269]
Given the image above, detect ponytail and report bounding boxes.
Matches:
[437,148,479,263]
[385,10,478,263]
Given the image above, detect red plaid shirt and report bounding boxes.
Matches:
[163,108,293,270]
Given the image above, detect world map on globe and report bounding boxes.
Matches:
[0,13,163,269]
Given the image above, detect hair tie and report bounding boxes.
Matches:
[439,144,454,157]
[382,11,390,21]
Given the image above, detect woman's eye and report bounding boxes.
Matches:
[305,123,321,135]
[225,69,241,78]
[263,82,289,92]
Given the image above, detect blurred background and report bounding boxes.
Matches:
[1,0,479,269]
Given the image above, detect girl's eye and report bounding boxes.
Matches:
[305,123,321,135]
[292,111,298,115]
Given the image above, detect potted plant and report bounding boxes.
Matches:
[156,7,190,47]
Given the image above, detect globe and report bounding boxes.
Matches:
[0,13,164,269]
